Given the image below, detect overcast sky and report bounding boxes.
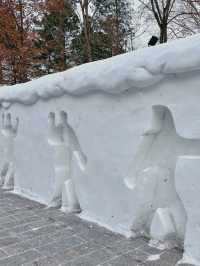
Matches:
[129,0,160,49]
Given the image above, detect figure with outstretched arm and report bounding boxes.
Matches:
[0,113,19,189]
[60,111,87,167]
[47,111,87,212]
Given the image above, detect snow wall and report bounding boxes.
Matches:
[1,34,200,265]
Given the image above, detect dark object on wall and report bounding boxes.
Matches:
[148,36,159,46]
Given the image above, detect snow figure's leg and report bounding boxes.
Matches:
[150,165,186,247]
[48,166,69,208]
[150,208,177,245]
[131,207,154,238]
[61,179,81,213]
[130,167,160,238]
[124,135,156,190]
[61,151,83,213]
[0,113,19,189]
[61,151,86,214]
[0,162,9,185]
[150,204,186,248]
[175,158,200,266]
[2,162,14,190]
[169,201,187,245]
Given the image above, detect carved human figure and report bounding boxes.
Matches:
[47,111,86,213]
[125,105,200,245]
[175,158,200,266]
[0,113,19,189]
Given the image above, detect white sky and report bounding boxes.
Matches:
[129,0,159,49]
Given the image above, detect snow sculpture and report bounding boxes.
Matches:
[176,158,200,266]
[125,105,200,246]
[1,34,200,265]
[0,113,19,189]
[47,110,86,213]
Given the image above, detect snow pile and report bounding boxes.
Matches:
[0,34,200,105]
[1,34,200,266]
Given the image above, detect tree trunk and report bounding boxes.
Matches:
[80,0,92,62]
[113,0,120,55]
[160,24,168,43]
[0,58,3,84]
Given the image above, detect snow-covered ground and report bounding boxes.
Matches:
[0,34,200,265]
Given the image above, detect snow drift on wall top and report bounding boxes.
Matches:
[1,34,200,106]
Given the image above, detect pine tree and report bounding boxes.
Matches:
[72,0,134,64]
[34,0,79,75]
[93,0,134,56]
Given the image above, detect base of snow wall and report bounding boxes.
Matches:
[2,70,200,239]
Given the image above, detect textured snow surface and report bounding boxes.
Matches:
[0,34,200,105]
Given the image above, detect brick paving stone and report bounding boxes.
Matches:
[105,238,147,255]
[138,262,171,266]
[37,235,86,257]
[0,249,8,259]
[61,248,115,266]
[137,243,163,256]
[0,188,184,266]
[25,241,102,266]
[0,249,44,266]
[20,224,66,240]
[0,237,20,248]
[49,228,75,240]
[99,250,145,266]
[178,264,196,266]
[22,256,64,266]
[159,248,183,265]
[1,234,54,256]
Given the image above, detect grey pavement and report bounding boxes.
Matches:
[0,188,187,266]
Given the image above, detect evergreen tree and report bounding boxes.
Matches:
[93,0,134,56]
[34,0,79,75]
[72,0,134,64]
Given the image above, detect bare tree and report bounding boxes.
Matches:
[139,0,178,43]
[182,0,200,29]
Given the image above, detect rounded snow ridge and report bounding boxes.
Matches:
[0,34,200,106]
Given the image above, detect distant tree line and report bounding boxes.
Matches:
[0,0,134,84]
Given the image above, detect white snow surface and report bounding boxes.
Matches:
[0,34,200,105]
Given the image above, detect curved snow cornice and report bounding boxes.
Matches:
[1,34,200,106]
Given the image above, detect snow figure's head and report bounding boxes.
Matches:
[60,111,68,125]
[48,112,55,127]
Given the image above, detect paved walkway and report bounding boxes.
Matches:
[0,188,185,266]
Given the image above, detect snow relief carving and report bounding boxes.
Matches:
[0,113,19,190]
[47,111,87,213]
[175,158,200,266]
[0,34,200,266]
[125,105,200,247]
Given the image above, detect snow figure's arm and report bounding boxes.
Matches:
[143,105,165,135]
[47,112,64,145]
[13,117,19,137]
[60,111,87,167]
[2,113,5,130]
[1,113,18,138]
[69,126,87,167]
[124,134,156,190]
[1,113,10,136]
[125,105,169,190]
